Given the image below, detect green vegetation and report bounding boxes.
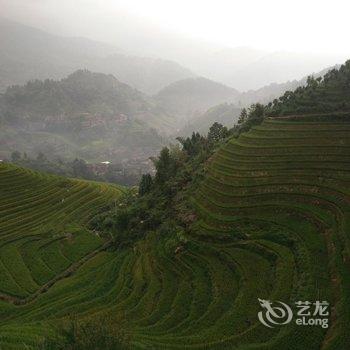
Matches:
[2,63,350,349]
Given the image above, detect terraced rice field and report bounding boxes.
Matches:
[191,116,350,349]
[0,164,124,348]
[1,116,350,349]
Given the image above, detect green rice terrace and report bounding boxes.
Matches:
[1,114,350,349]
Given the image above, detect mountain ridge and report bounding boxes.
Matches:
[0,17,195,94]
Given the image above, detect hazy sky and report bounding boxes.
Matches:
[1,0,350,55]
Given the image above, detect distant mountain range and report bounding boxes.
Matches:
[198,48,344,91]
[76,13,345,92]
[0,18,195,94]
[174,46,346,91]
[0,17,346,97]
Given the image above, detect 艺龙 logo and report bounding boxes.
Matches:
[258,298,293,328]
[258,299,329,329]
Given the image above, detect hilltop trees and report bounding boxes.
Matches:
[177,132,208,157]
[235,103,266,134]
[247,103,265,123]
[238,108,248,124]
[208,122,229,144]
[154,147,178,185]
[269,60,350,115]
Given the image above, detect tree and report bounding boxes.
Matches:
[177,132,207,157]
[154,147,176,184]
[72,158,94,179]
[238,108,248,124]
[247,103,265,123]
[11,151,21,162]
[307,75,318,88]
[208,122,228,144]
[139,174,153,196]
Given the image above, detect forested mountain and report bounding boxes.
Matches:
[0,18,194,94]
[0,70,172,163]
[155,77,239,122]
[1,70,163,123]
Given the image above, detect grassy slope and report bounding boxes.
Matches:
[1,115,350,349]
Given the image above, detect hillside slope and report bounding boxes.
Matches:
[1,114,350,349]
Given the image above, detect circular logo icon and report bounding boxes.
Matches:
[258,298,293,328]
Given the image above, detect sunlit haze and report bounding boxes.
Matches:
[1,0,350,55]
